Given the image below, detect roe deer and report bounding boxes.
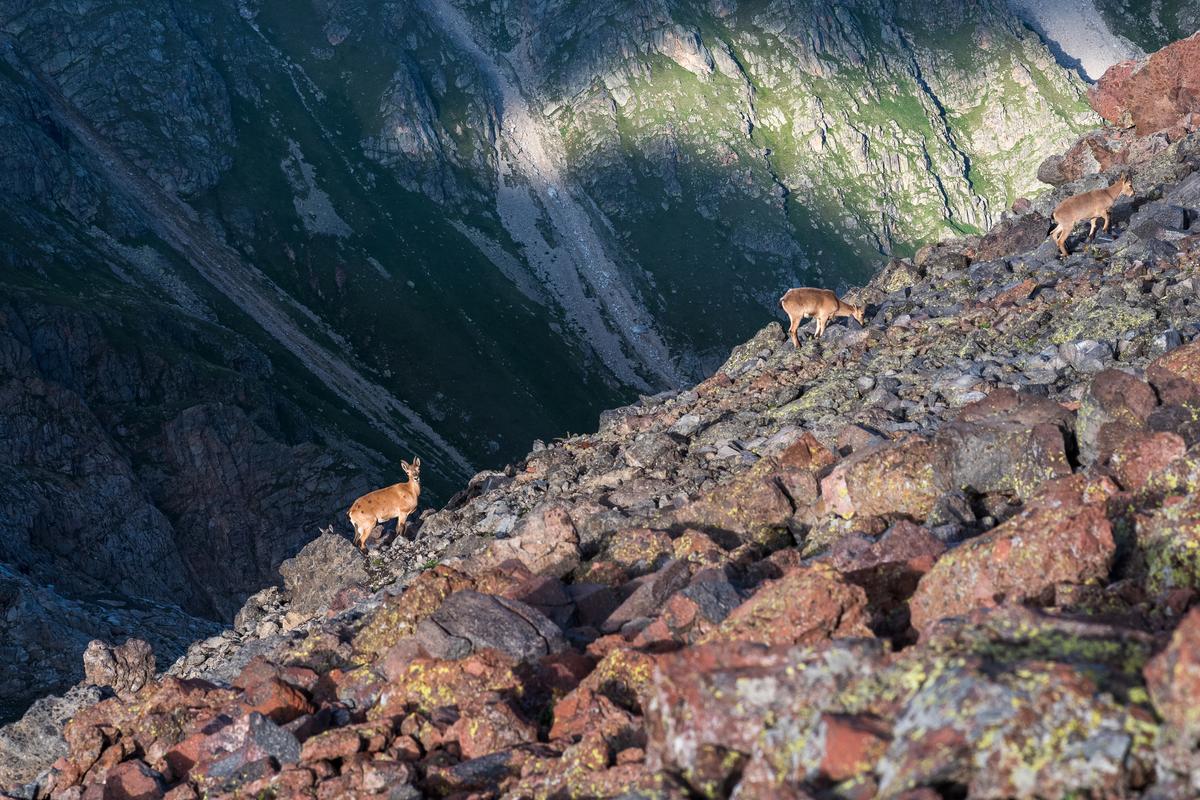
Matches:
[1049,173,1134,258]
[348,458,421,551]
[780,288,866,347]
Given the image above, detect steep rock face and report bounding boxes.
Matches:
[10,110,1200,795]
[1089,30,1200,137]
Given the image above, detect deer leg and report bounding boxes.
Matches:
[397,513,409,539]
[1102,210,1111,232]
[1087,218,1098,241]
[788,315,800,348]
[1056,228,1069,258]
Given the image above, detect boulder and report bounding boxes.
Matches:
[470,504,581,579]
[416,590,567,662]
[974,213,1052,261]
[818,435,941,521]
[1133,491,1200,594]
[82,639,155,700]
[909,477,1117,633]
[277,532,369,619]
[667,440,823,545]
[602,559,691,634]
[644,640,889,795]
[704,563,871,647]
[1144,608,1200,743]
[0,685,105,788]
[932,388,1073,500]
[1076,368,1158,464]
[1089,32,1200,137]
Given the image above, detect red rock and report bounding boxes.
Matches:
[819,435,941,521]
[817,713,890,782]
[299,726,363,762]
[832,520,947,640]
[645,639,888,794]
[1145,608,1200,742]
[605,527,674,575]
[909,477,1117,634]
[242,677,315,725]
[446,694,538,759]
[1090,32,1200,137]
[704,563,871,647]
[576,647,658,713]
[671,529,730,568]
[1077,368,1159,464]
[550,687,642,747]
[374,651,525,718]
[1105,430,1187,491]
[602,560,690,634]
[103,761,163,800]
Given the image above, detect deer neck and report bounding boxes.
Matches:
[1105,182,1123,201]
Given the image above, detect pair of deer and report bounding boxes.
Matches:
[346,289,858,550]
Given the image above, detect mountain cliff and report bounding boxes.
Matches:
[4,29,1200,799]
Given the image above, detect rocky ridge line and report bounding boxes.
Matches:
[5,28,1200,800]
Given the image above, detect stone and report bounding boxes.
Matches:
[909,477,1117,633]
[1144,608,1200,743]
[104,760,165,800]
[0,685,104,789]
[602,560,691,634]
[1076,368,1158,464]
[1089,32,1200,136]
[277,533,369,619]
[974,213,1052,261]
[704,563,871,647]
[416,590,567,662]
[932,388,1073,500]
[818,435,941,521]
[82,639,155,700]
[645,640,888,795]
[1133,492,1200,594]
[471,504,581,579]
[1059,339,1114,373]
[816,713,891,782]
[604,528,674,576]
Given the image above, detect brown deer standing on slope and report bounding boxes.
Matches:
[780,288,866,347]
[348,458,421,551]
[1049,173,1134,258]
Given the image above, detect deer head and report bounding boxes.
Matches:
[402,457,422,481]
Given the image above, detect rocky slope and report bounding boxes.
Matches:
[5,34,1200,799]
[0,0,1121,717]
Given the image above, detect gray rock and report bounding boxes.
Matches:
[278,533,370,620]
[82,639,154,700]
[417,591,566,662]
[1059,340,1114,373]
[0,685,105,789]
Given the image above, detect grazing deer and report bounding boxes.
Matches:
[1048,173,1134,258]
[780,288,866,347]
[348,458,421,551]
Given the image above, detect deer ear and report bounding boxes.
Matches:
[401,460,411,470]
[413,457,421,468]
